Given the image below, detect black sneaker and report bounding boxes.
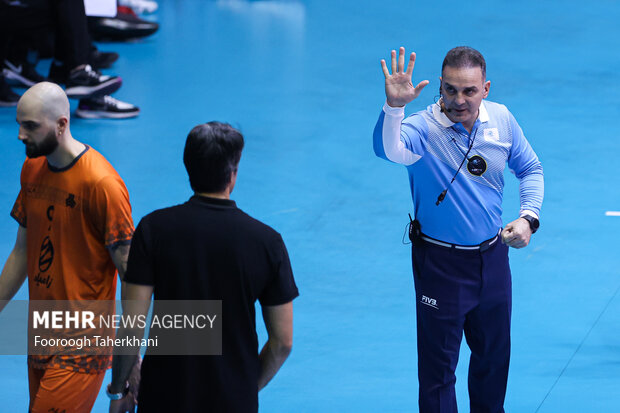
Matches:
[88,6,159,41]
[65,65,122,99]
[75,95,140,119]
[0,75,20,107]
[2,59,47,88]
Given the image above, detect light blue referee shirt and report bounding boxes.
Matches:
[373,100,544,245]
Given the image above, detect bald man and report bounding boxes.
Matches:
[0,82,136,412]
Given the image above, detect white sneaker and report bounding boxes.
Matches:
[119,0,158,14]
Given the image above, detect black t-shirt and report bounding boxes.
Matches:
[125,195,299,413]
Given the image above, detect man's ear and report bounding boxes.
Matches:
[228,168,238,195]
[56,116,68,135]
[483,80,491,99]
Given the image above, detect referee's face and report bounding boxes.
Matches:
[440,65,490,131]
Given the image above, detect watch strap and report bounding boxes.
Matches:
[520,215,539,233]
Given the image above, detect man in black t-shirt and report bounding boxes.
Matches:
[108,122,299,413]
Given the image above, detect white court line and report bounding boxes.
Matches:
[605,211,620,216]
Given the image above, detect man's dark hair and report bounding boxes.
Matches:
[442,46,486,79]
[183,121,245,193]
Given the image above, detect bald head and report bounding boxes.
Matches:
[16,82,74,160]
[17,82,70,124]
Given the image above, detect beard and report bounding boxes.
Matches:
[25,130,59,158]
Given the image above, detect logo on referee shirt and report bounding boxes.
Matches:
[421,295,438,309]
[483,128,500,142]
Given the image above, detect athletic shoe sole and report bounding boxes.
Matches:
[2,68,38,88]
[65,77,122,99]
[75,108,140,119]
[90,18,159,41]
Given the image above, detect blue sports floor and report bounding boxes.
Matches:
[1,0,619,411]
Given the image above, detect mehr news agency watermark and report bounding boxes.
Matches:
[32,308,217,350]
[0,300,222,356]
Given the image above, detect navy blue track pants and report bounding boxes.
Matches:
[412,238,511,413]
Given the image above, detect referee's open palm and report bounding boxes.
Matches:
[381,47,429,108]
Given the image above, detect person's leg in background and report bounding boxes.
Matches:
[1,0,53,92]
[48,0,139,118]
[51,0,89,70]
[49,0,122,99]
[3,33,49,88]
[0,4,21,106]
[0,39,20,107]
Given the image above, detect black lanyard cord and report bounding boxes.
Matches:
[436,126,478,206]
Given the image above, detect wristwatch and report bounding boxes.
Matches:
[520,215,540,234]
[106,383,129,400]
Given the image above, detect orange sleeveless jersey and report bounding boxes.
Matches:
[11,145,134,373]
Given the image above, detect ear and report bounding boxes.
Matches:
[56,116,68,135]
[483,80,491,99]
[228,168,238,195]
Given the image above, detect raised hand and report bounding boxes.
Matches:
[381,47,429,108]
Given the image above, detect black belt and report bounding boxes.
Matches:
[408,218,500,252]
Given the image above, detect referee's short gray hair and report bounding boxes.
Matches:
[442,46,486,79]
